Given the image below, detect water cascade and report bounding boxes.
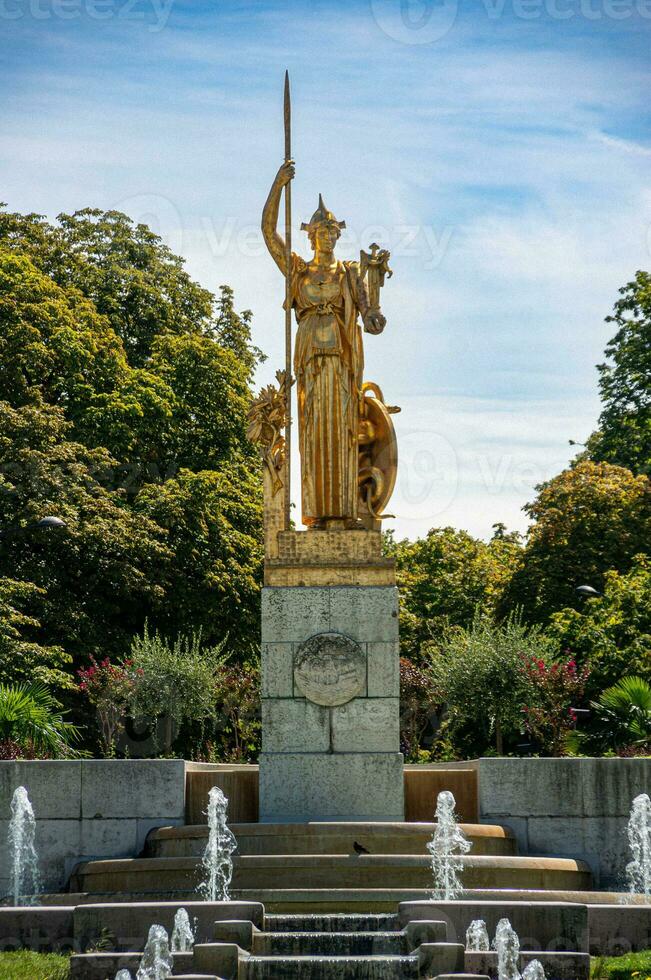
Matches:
[626,792,651,899]
[522,960,547,980]
[427,789,472,899]
[466,919,490,950]
[136,924,173,980]
[493,918,521,980]
[7,786,41,906]
[170,907,194,952]
[199,785,237,901]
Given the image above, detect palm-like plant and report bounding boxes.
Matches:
[568,675,651,755]
[0,683,81,758]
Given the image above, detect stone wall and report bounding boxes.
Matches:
[479,758,651,887]
[259,585,404,821]
[0,760,185,895]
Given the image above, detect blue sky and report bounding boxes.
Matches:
[2,0,650,538]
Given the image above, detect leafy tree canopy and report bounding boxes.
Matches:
[547,555,651,695]
[389,525,522,658]
[501,460,651,623]
[588,271,651,475]
[0,206,264,697]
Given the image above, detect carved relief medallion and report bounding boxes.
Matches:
[294,632,366,707]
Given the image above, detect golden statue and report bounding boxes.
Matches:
[249,74,398,542]
[261,162,398,531]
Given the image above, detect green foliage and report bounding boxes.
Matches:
[591,948,651,980]
[0,401,170,665]
[0,682,80,757]
[0,577,72,690]
[502,461,651,623]
[0,206,214,368]
[428,612,553,756]
[77,657,141,757]
[588,271,651,476]
[0,951,69,980]
[210,658,261,762]
[391,525,522,659]
[399,657,440,762]
[521,656,590,757]
[129,626,227,753]
[569,675,651,756]
[548,556,651,694]
[136,467,263,651]
[0,206,263,720]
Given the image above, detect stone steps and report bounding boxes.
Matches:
[266,913,400,932]
[242,953,422,979]
[70,853,591,896]
[147,821,516,858]
[253,930,408,956]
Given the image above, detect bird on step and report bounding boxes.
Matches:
[353,841,370,855]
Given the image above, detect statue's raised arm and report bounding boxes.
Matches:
[261,159,295,275]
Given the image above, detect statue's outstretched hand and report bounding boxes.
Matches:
[364,311,386,335]
[275,159,295,187]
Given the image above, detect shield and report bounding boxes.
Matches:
[358,381,399,522]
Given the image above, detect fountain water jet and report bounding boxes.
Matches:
[626,792,651,899]
[115,971,133,980]
[522,960,547,980]
[466,919,490,950]
[427,789,472,899]
[170,907,194,952]
[199,785,237,901]
[7,786,41,906]
[136,924,173,980]
[493,918,521,980]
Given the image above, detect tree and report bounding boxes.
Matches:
[0,578,72,691]
[136,466,263,651]
[0,207,215,368]
[390,525,522,659]
[588,271,651,475]
[0,206,264,711]
[502,461,651,623]
[428,612,554,756]
[547,555,651,694]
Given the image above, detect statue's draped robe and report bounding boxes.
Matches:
[288,254,369,526]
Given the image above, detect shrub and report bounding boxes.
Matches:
[210,659,261,763]
[522,657,590,756]
[399,657,440,761]
[0,683,80,758]
[77,657,140,757]
[129,625,227,755]
[568,675,651,756]
[428,612,554,756]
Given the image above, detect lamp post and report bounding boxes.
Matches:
[575,584,602,599]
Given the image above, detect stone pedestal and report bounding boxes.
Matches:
[259,531,404,822]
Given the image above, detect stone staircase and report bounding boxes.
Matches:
[68,905,593,979]
[68,821,592,912]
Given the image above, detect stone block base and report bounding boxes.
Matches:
[259,752,405,822]
[260,584,404,822]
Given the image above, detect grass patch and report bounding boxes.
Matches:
[592,950,651,980]
[0,950,70,979]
